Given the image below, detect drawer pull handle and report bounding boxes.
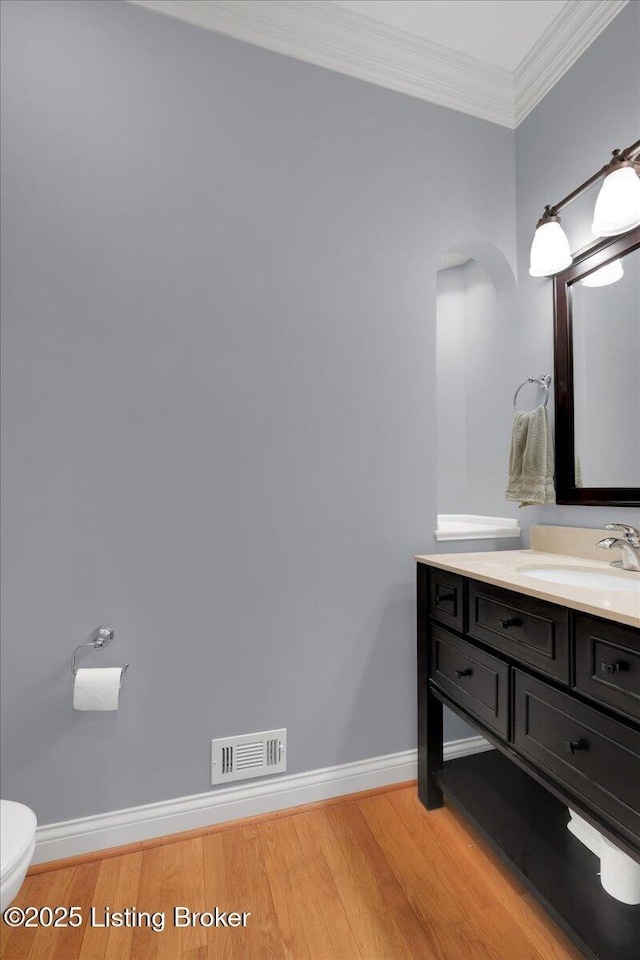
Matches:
[437,590,456,604]
[563,739,586,755]
[499,617,522,629]
[600,660,625,675]
[455,668,473,679]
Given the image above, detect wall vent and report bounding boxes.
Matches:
[211,728,286,785]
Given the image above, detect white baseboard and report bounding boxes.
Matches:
[33,735,491,864]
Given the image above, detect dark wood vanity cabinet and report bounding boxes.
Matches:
[574,614,640,723]
[467,579,570,683]
[430,626,510,738]
[417,562,640,960]
[429,568,465,633]
[513,669,640,849]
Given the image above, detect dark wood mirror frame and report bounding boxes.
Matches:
[553,225,640,506]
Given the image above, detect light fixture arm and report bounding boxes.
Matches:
[540,138,640,220]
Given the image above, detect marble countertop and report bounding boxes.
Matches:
[415,549,640,628]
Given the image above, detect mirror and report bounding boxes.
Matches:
[554,226,640,505]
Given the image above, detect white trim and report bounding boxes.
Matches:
[32,735,491,864]
[126,0,627,128]
[128,0,513,127]
[435,514,521,543]
[514,0,629,125]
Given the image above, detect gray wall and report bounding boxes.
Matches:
[1,0,515,823]
[514,0,640,536]
[3,0,637,829]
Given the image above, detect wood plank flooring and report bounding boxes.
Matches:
[1,786,583,960]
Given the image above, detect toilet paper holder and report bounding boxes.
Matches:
[71,626,129,679]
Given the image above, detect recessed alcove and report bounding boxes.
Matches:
[435,239,522,542]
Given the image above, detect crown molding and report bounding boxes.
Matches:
[128,1,628,129]
[514,0,629,126]
[128,0,513,126]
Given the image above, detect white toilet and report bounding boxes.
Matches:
[0,800,37,911]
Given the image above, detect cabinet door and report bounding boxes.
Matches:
[468,581,569,683]
[574,615,640,723]
[430,626,509,738]
[513,670,640,847]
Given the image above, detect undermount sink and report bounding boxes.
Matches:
[517,564,640,593]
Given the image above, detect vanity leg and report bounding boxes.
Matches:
[417,565,443,809]
[418,684,444,809]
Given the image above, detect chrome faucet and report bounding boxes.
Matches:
[596,523,640,572]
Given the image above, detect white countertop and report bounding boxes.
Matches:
[415,549,640,628]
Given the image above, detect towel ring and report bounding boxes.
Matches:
[513,374,551,412]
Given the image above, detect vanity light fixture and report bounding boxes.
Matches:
[592,153,640,236]
[580,258,624,288]
[529,208,572,277]
[530,138,640,278]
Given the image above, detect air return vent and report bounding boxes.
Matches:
[211,728,286,785]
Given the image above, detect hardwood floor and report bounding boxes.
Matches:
[1,785,582,960]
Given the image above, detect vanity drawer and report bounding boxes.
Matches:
[574,615,640,723]
[430,626,509,738]
[429,569,465,633]
[513,670,640,845]
[468,581,569,683]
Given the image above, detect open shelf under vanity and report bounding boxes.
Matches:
[436,750,640,960]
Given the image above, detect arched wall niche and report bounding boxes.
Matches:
[439,236,518,320]
[435,238,524,542]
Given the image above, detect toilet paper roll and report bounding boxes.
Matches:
[600,835,640,905]
[567,809,603,858]
[73,668,122,711]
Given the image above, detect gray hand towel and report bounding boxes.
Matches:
[505,404,555,507]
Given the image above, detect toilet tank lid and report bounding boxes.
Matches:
[1,800,37,875]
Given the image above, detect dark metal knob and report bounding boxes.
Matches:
[563,739,586,755]
[437,590,456,604]
[600,660,624,675]
[455,668,472,679]
[500,617,522,629]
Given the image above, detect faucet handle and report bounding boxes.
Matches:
[604,523,640,546]
[597,537,617,549]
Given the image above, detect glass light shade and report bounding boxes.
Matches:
[529,220,573,277]
[591,166,640,237]
[580,259,624,287]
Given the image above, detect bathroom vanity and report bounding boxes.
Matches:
[416,537,640,960]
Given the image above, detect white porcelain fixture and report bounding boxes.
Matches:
[592,165,640,237]
[0,800,37,911]
[517,564,640,593]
